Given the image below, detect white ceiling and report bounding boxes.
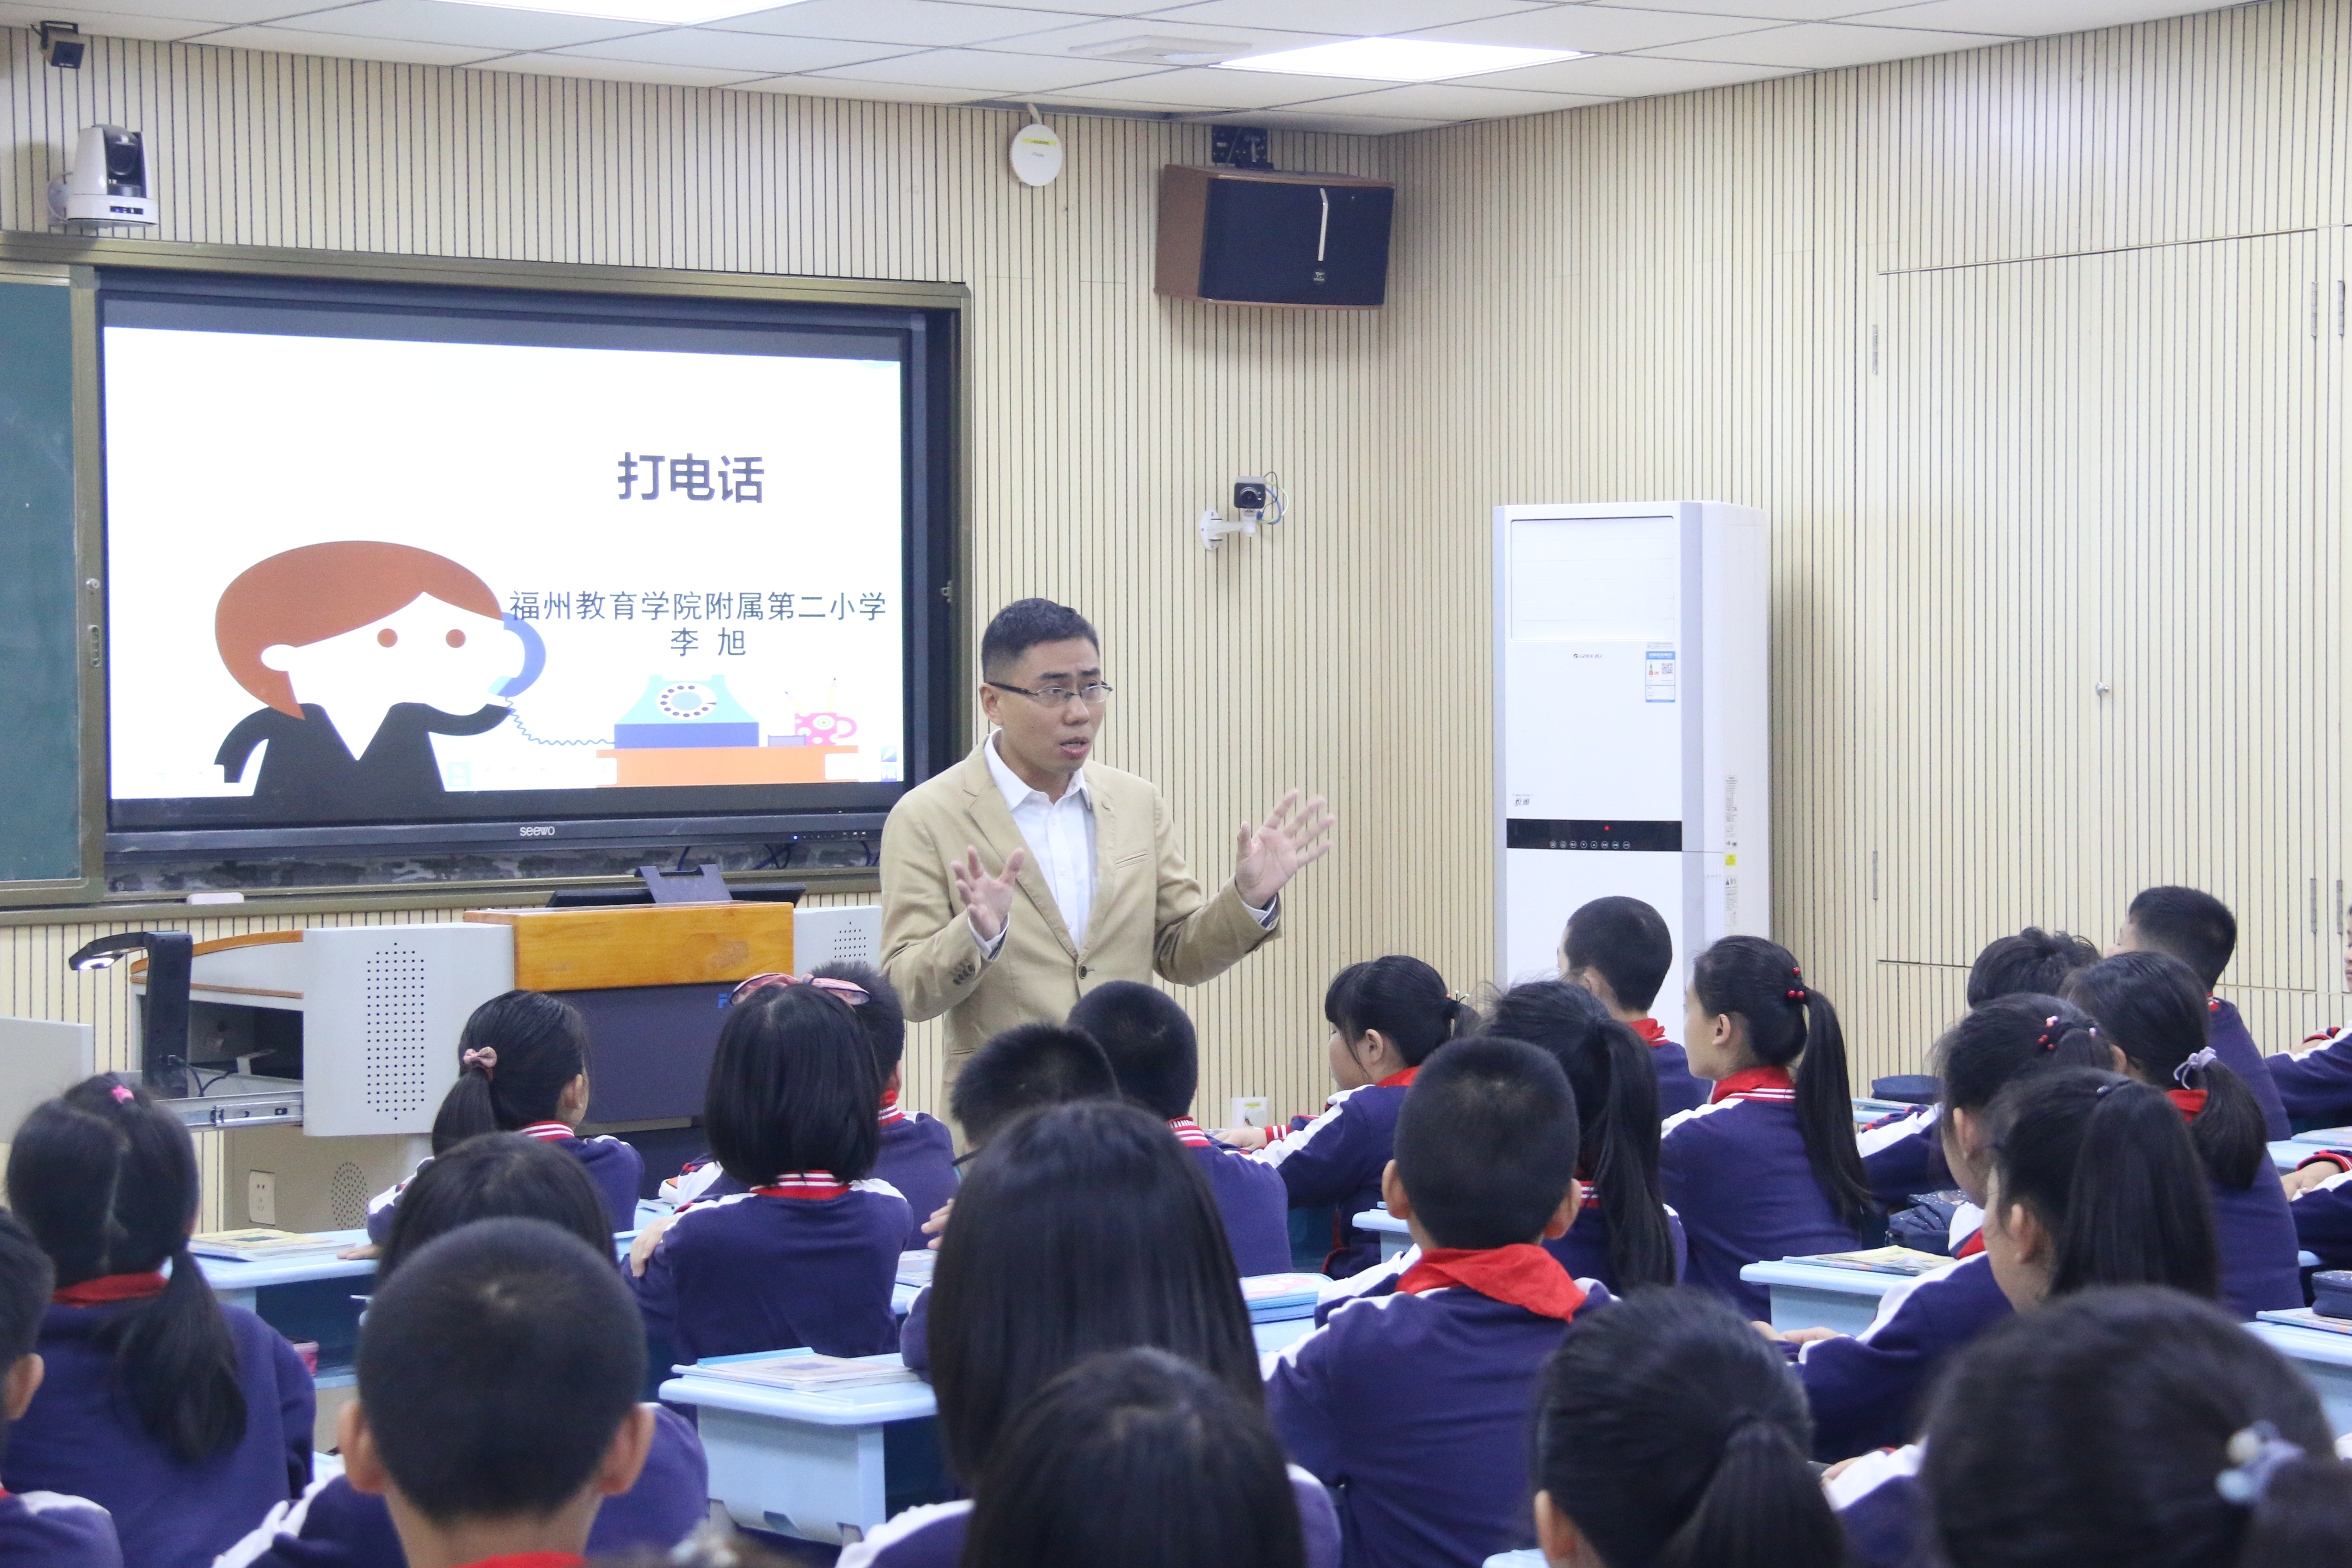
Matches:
[1,0,2247,133]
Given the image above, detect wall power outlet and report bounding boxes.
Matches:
[247,1170,277,1227]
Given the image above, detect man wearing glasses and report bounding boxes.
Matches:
[880,597,1334,1075]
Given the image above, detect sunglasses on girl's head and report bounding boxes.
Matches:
[728,972,870,1007]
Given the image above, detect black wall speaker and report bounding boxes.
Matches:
[1156,165,1395,309]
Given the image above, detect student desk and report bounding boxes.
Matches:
[1354,1207,1412,1262]
[2246,1320,2352,1435]
[1740,1260,1908,1336]
[198,1232,377,1388]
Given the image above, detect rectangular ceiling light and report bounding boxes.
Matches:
[441,0,792,23]
[1216,37,1585,81]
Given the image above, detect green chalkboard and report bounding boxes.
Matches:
[0,277,88,885]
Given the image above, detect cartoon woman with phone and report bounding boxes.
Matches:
[211,541,542,818]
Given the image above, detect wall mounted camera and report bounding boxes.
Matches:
[47,125,158,228]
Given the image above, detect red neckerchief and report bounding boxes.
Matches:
[1398,1244,1587,1320]
[753,1172,849,1200]
[517,1122,573,1142]
[2168,1089,2209,1120]
[1629,1017,1668,1046]
[1167,1117,1213,1148]
[53,1271,168,1306]
[453,1555,587,1568]
[1953,1229,1985,1259]
[1376,1065,1420,1089]
[1709,1066,1796,1105]
[877,1090,906,1127]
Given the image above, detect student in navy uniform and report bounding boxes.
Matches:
[2269,928,2352,1131]
[1918,1287,2352,1568]
[368,990,643,1241]
[632,978,908,1362]
[221,1134,707,1568]
[1069,981,1291,1277]
[337,1219,656,1568]
[1225,956,1475,1276]
[2110,885,2291,1139]
[1529,1287,1842,1568]
[4,1078,313,1568]
[1776,1001,2123,1461]
[1559,895,1706,1117]
[1484,980,1683,1292]
[1268,1038,1608,1568]
[1660,937,1874,1318]
[2062,952,2303,1317]
[961,1348,1308,1568]
[843,1101,1340,1568]
[0,1212,118,1568]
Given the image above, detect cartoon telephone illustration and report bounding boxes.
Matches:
[794,710,858,743]
[613,675,761,749]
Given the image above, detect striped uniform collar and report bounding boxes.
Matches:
[1168,1116,1213,1148]
[1709,1065,1796,1104]
[754,1171,850,1199]
[878,1090,906,1127]
[517,1122,573,1141]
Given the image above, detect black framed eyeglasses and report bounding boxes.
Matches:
[986,680,1114,707]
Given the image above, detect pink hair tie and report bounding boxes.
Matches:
[462,1047,498,1079]
[109,1083,133,1104]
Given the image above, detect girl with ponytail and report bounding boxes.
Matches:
[2061,953,2302,1316]
[1229,955,1477,1277]
[1920,1286,2352,1568]
[1531,1286,1844,1568]
[1660,936,1874,1316]
[365,989,645,1241]
[5,1076,315,1568]
[1485,980,1682,1292]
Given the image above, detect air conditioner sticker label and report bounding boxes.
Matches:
[1645,647,1676,704]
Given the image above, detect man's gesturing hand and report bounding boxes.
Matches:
[952,845,1027,942]
[1235,789,1335,909]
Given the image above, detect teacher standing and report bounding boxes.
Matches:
[879,598,1334,1067]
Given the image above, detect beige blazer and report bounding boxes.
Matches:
[879,738,1278,1063]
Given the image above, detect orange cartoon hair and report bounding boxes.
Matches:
[215,542,501,717]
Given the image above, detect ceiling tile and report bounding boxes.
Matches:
[1471,49,1801,91]
[1144,0,1552,33]
[1843,0,2231,33]
[0,0,239,36]
[735,74,996,99]
[1283,79,1615,114]
[1412,4,1789,51]
[480,48,762,81]
[1584,0,1897,18]
[1637,18,2014,64]
[714,0,1064,45]
[809,46,1162,92]
[1023,62,1385,107]
[554,27,897,69]
[269,0,650,49]
[980,14,1344,61]
[184,22,506,58]
[6,0,337,26]
[945,0,1175,10]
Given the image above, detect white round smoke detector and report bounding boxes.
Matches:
[1010,121,1063,187]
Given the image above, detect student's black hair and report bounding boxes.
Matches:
[928,1099,1259,1486]
[1323,955,1474,1067]
[1483,981,1673,1287]
[2062,951,2266,1191]
[1966,928,2102,1006]
[430,989,592,1155]
[1934,993,2111,1114]
[963,1348,1308,1568]
[1983,1068,2220,1301]
[376,1133,614,1287]
[1561,896,1675,1014]
[5,1075,248,1465]
[808,960,907,1077]
[1921,1286,2352,1568]
[0,1210,54,1472]
[980,597,1099,679]
[1689,936,1874,1231]
[1534,1285,1841,1568]
[705,983,881,1185]
[1067,981,1199,1121]
[1394,1037,1580,1250]
[2128,885,2240,991]
[357,1216,644,1524]
[948,1023,1118,1149]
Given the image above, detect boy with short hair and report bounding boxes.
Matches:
[0,1210,119,1567]
[1067,981,1291,1276]
[1559,896,1703,1115]
[338,1217,653,1568]
[2116,885,2289,1139]
[1266,1038,1606,1568]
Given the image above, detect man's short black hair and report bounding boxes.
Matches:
[950,1024,1118,1149]
[1966,928,2101,1007]
[2128,886,2238,991]
[1393,1037,1579,1250]
[811,959,908,1075]
[0,1210,51,1367]
[1561,897,1674,1013]
[981,599,1099,681]
[357,1216,644,1525]
[1066,982,1198,1121]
